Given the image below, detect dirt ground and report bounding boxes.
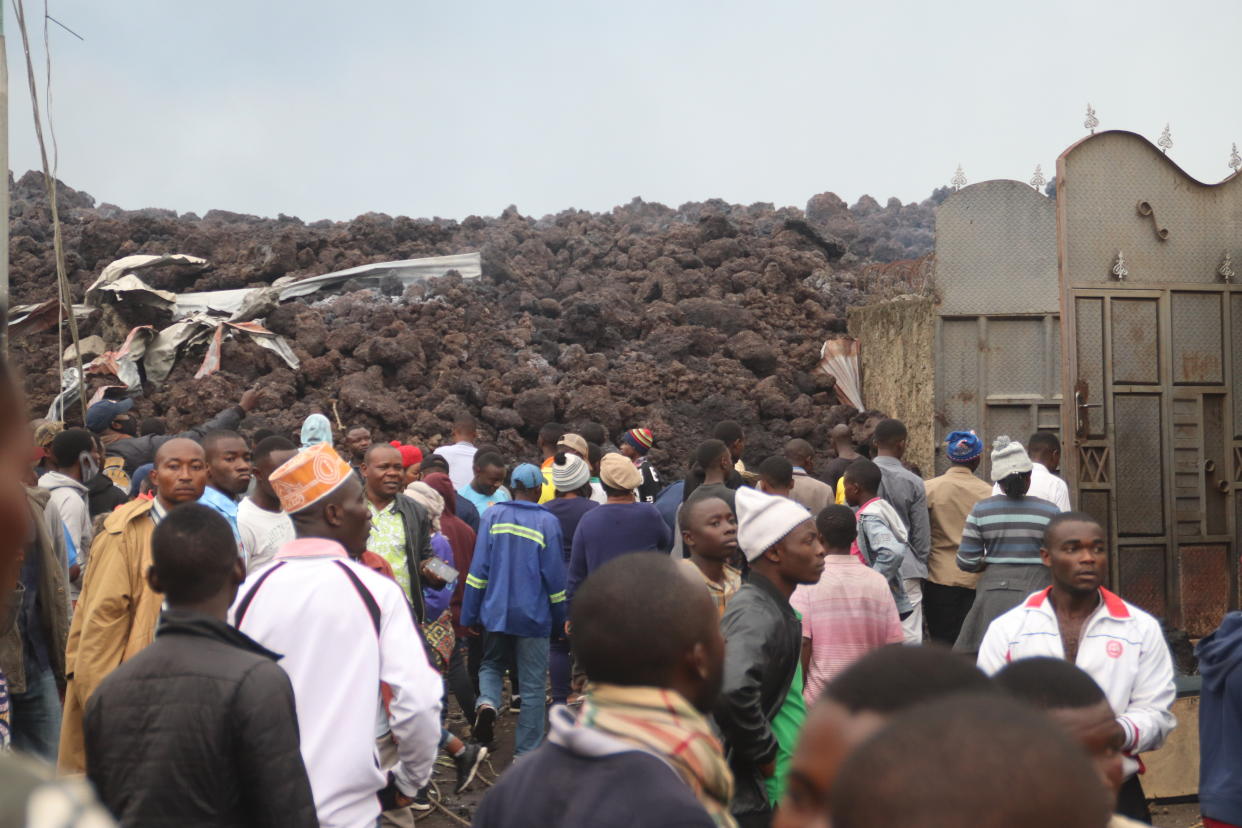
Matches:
[411,696,518,827]
[408,694,1204,827]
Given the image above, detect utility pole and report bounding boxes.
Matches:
[0,11,9,352]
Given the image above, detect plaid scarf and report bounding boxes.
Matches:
[580,684,736,827]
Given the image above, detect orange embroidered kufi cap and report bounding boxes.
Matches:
[269,442,355,514]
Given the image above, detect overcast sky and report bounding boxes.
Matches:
[5,0,1240,222]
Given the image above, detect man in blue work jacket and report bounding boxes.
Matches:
[462,463,567,758]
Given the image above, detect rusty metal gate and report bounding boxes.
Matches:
[1058,130,1242,634]
[935,313,1062,478]
[933,180,1061,477]
[1068,288,1236,634]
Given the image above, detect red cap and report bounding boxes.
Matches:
[389,441,423,469]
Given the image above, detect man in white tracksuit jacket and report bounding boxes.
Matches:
[978,511,1175,823]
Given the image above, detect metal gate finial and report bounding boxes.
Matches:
[1084,104,1099,134]
[1158,124,1173,154]
[1220,251,1235,283]
[1111,251,1129,281]
[1030,164,1046,191]
[951,164,967,191]
[1230,143,1241,174]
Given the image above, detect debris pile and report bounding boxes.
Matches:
[9,171,943,474]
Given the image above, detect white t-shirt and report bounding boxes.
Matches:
[237,497,295,573]
[992,461,1071,512]
[434,442,478,491]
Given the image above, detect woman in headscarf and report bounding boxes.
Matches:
[405,481,454,627]
[299,413,332,449]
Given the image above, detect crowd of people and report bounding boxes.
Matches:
[0,355,1239,828]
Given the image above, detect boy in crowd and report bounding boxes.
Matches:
[841,459,912,624]
[790,505,903,704]
[434,415,479,490]
[679,495,742,616]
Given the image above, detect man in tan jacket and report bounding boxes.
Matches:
[59,437,208,772]
[922,430,991,647]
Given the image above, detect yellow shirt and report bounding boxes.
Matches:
[366,500,410,597]
[679,558,742,616]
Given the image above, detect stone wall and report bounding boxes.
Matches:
[847,295,936,476]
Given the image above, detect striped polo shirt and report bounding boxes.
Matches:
[956,494,1060,571]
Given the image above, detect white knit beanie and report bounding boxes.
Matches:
[735,486,813,562]
[990,436,1033,483]
[552,453,591,493]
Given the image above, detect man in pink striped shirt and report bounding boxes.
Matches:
[790,504,904,704]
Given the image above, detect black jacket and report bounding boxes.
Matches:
[392,493,435,621]
[84,610,318,828]
[713,571,801,818]
[85,472,127,518]
[104,404,246,475]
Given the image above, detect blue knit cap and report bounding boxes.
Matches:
[945,430,983,463]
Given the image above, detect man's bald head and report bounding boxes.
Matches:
[831,695,1110,828]
[571,553,724,713]
[155,437,204,465]
[831,424,853,441]
[785,438,814,468]
[153,438,207,509]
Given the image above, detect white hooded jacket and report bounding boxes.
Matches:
[38,471,92,559]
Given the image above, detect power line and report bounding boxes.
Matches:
[44,13,82,41]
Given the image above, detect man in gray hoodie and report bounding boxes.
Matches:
[38,428,95,593]
[870,419,929,644]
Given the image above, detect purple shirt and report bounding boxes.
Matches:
[542,497,599,563]
[567,502,671,600]
[422,532,456,619]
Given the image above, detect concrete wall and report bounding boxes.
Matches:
[848,295,936,476]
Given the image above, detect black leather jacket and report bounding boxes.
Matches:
[713,571,802,818]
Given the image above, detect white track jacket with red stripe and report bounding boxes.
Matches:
[977,587,1176,754]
